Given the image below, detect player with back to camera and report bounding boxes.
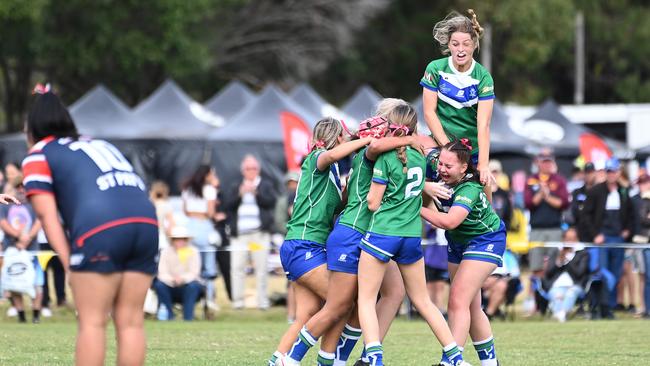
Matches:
[22,86,158,366]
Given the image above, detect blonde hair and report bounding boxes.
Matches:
[381,100,419,172]
[375,98,409,118]
[311,117,343,151]
[433,9,484,55]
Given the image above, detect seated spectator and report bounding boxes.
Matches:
[543,228,590,322]
[153,226,203,321]
[0,182,44,323]
[482,249,521,320]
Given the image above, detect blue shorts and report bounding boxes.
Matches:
[360,232,423,264]
[446,221,506,266]
[70,221,158,274]
[326,224,363,274]
[280,239,327,281]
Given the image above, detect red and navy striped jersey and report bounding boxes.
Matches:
[22,136,157,246]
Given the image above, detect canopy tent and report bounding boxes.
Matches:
[69,84,137,139]
[133,79,223,139]
[290,83,356,128]
[204,80,256,121]
[515,100,633,160]
[341,85,382,122]
[0,133,28,167]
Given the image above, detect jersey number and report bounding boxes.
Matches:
[404,167,423,198]
[69,140,134,173]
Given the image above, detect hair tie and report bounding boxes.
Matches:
[32,83,51,95]
[389,123,410,135]
[460,138,473,151]
[340,119,353,137]
[313,140,326,149]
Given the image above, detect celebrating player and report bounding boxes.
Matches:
[421,139,506,366]
[357,103,468,366]
[269,117,373,366]
[420,9,495,188]
[279,99,426,366]
[22,90,158,366]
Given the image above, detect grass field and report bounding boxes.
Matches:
[1,306,649,366]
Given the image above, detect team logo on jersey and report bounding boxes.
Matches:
[338,254,347,262]
[456,195,472,204]
[423,72,433,83]
[305,251,313,260]
[469,88,477,99]
[373,168,383,177]
[482,86,494,94]
[455,90,465,98]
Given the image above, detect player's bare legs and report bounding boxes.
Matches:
[113,271,153,366]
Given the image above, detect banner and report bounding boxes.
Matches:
[280,111,311,172]
[579,133,612,169]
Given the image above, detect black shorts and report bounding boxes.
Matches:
[425,265,449,282]
[70,221,158,275]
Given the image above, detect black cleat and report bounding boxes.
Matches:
[353,360,370,366]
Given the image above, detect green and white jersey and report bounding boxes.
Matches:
[448,180,501,245]
[338,148,374,233]
[420,57,495,153]
[285,149,343,245]
[368,147,425,237]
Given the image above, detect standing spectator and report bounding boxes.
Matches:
[149,181,175,251]
[571,163,597,234]
[213,179,232,302]
[274,171,300,235]
[153,226,203,321]
[543,228,590,322]
[489,159,513,230]
[524,148,570,313]
[181,165,221,310]
[3,162,21,196]
[225,155,277,310]
[580,158,635,314]
[0,182,44,323]
[635,174,650,318]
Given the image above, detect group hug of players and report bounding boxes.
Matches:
[270,10,502,366]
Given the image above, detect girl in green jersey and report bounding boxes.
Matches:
[421,9,495,189]
[271,117,373,366]
[421,140,506,366]
[358,104,468,366]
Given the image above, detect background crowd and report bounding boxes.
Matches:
[1,145,650,324]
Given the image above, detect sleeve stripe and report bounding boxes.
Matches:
[22,154,46,166]
[419,81,438,92]
[452,203,472,213]
[478,95,495,100]
[24,174,53,185]
[25,189,55,197]
[372,177,388,185]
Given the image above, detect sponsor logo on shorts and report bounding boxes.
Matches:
[70,254,84,266]
[305,251,313,260]
[486,244,494,252]
[338,254,347,262]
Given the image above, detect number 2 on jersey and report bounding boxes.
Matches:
[69,140,134,173]
[404,167,423,198]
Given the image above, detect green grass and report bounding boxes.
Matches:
[1,307,649,365]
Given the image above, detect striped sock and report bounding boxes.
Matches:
[287,326,318,362]
[335,324,362,362]
[317,350,335,366]
[474,336,498,366]
[365,342,384,366]
[268,351,282,366]
[440,345,464,365]
[443,342,464,365]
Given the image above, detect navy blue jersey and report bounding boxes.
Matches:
[22,136,157,246]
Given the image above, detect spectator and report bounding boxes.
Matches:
[635,174,650,318]
[274,171,300,235]
[2,162,21,195]
[181,165,221,310]
[214,180,232,302]
[482,249,521,320]
[580,157,635,314]
[524,148,570,313]
[0,182,44,323]
[224,155,277,310]
[153,226,203,321]
[489,159,513,230]
[149,181,175,251]
[571,163,597,234]
[543,228,590,322]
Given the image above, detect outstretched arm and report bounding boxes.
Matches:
[423,88,449,146]
[366,136,421,161]
[316,137,373,171]
[420,205,469,230]
[0,194,19,205]
[30,194,71,270]
[476,99,494,186]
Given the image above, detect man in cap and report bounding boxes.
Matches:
[571,162,598,238]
